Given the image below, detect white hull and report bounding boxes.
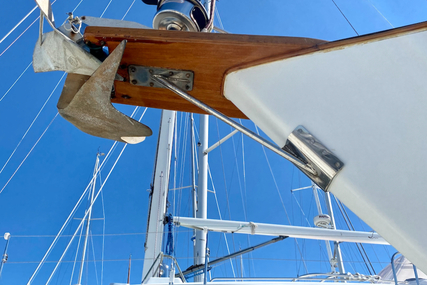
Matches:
[224,27,427,272]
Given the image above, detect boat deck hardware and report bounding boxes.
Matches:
[150,74,347,191]
[284,126,344,191]
[129,66,194,91]
[153,0,209,32]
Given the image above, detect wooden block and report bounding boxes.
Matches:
[84,27,326,118]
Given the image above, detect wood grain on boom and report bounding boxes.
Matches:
[84,27,326,118]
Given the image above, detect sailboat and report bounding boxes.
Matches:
[0,0,426,284]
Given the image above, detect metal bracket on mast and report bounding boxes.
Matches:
[150,75,343,191]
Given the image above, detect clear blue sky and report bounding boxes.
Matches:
[0,0,425,284]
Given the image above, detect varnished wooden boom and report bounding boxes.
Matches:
[84,27,325,118]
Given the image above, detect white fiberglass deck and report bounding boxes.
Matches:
[224,28,427,272]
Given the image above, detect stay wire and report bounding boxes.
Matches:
[0,112,59,195]
[331,0,359,36]
[338,199,376,275]
[29,106,143,284]
[0,61,33,103]
[253,124,308,274]
[45,142,129,285]
[334,196,373,275]
[0,0,58,58]
[0,72,66,178]
[89,231,100,285]
[208,160,236,278]
[363,0,394,28]
[0,5,38,45]
[214,119,239,272]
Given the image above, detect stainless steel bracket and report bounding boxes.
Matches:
[284,126,344,191]
[151,75,343,191]
[129,66,194,91]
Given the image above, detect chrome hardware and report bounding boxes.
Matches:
[129,66,194,91]
[283,126,344,191]
[151,75,344,191]
[153,0,209,32]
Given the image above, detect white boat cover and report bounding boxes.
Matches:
[224,28,427,272]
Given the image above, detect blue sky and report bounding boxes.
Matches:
[0,0,425,284]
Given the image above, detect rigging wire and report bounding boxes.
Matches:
[122,0,137,20]
[0,9,41,58]
[0,112,59,194]
[0,5,38,45]
[363,0,394,28]
[90,231,100,285]
[27,139,118,284]
[331,0,359,36]
[214,118,240,273]
[0,61,32,103]
[69,222,85,285]
[193,119,236,278]
[207,166,236,278]
[44,142,130,285]
[336,198,376,275]
[28,105,142,283]
[0,72,65,178]
[99,173,106,285]
[333,196,374,274]
[253,124,308,274]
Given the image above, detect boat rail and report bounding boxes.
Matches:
[210,273,392,283]
[391,252,420,285]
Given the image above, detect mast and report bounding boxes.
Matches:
[324,191,345,274]
[195,114,209,282]
[312,185,335,273]
[142,110,176,278]
[313,184,345,273]
[77,153,101,285]
[194,1,213,279]
[190,114,198,265]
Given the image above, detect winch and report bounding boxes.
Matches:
[143,0,211,32]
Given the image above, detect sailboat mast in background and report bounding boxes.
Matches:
[143,110,176,278]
